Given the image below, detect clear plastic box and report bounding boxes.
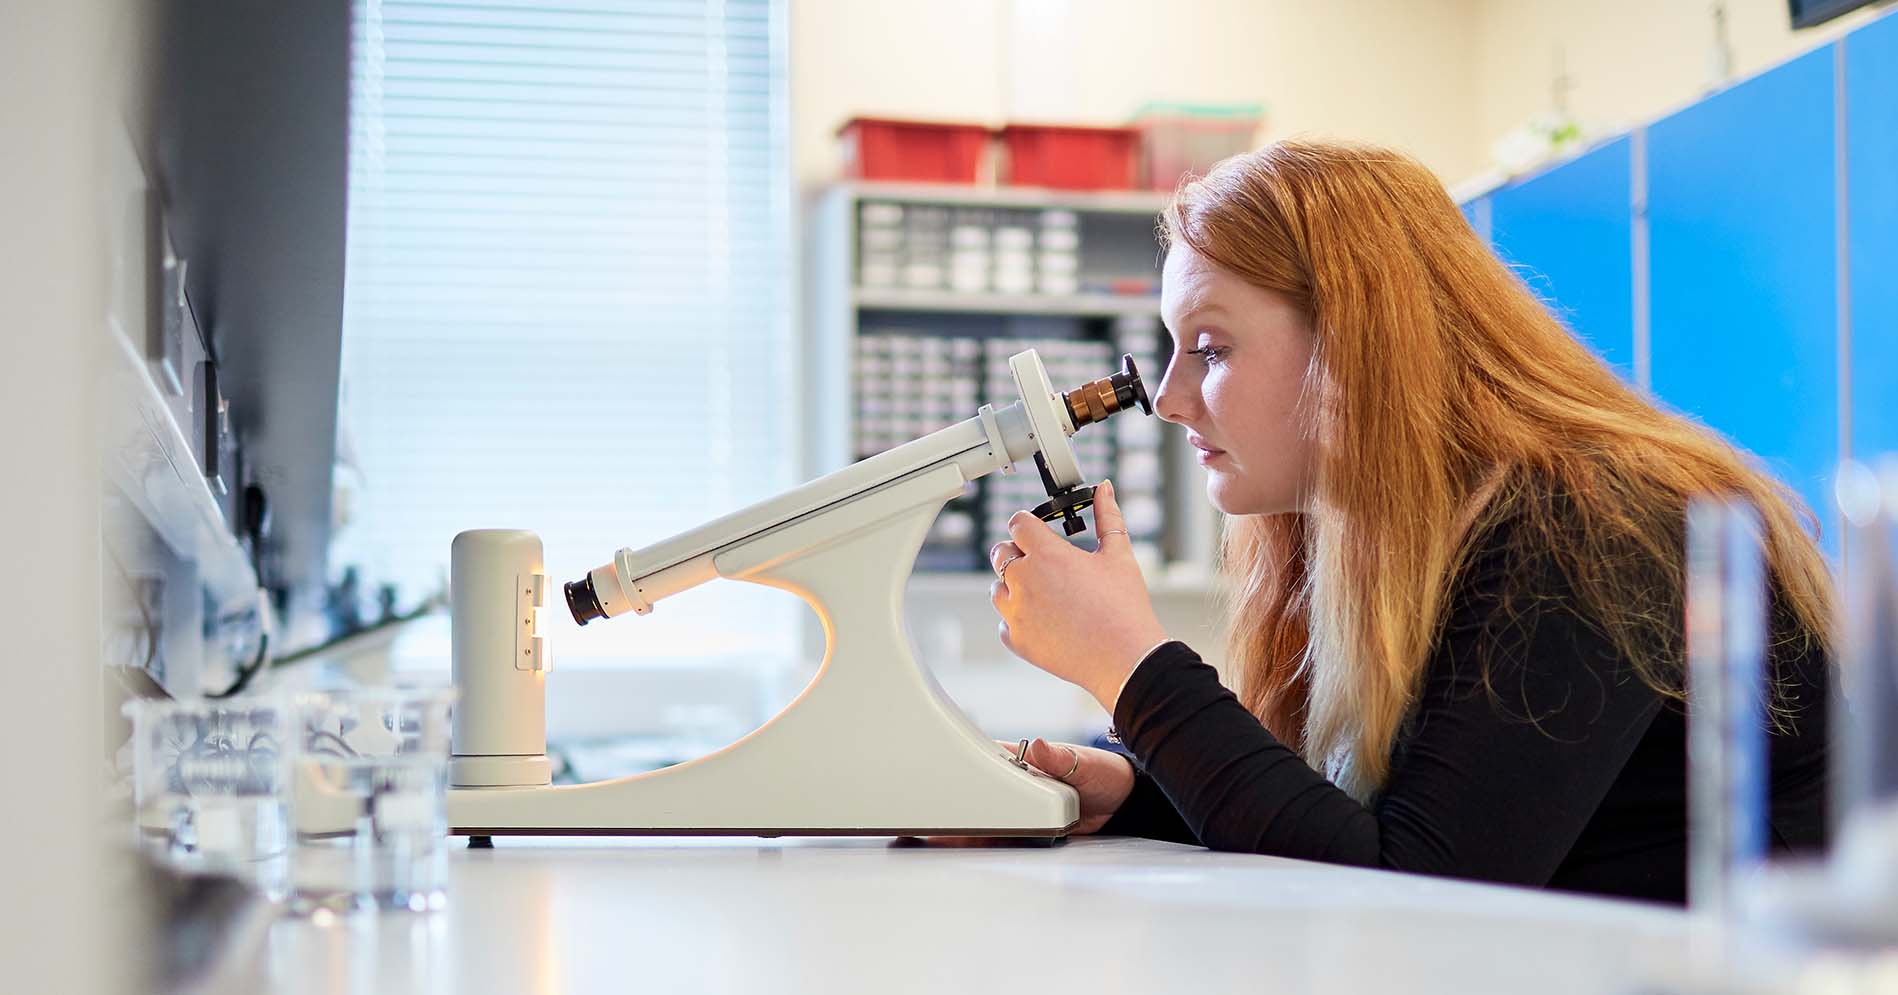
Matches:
[1132,102,1265,191]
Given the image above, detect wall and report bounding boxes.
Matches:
[794,1,1891,195]
[791,0,1487,190]
[0,2,123,992]
[1474,0,1891,170]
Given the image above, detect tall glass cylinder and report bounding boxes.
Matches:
[1835,461,1898,833]
[1685,499,1768,915]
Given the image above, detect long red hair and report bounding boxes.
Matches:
[1164,139,1834,800]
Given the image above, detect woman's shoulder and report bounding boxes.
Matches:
[1438,468,1691,683]
[1451,471,1676,606]
[1441,465,1825,690]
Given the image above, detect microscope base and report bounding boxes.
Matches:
[448,825,1075,839]
[445,464,1081,839]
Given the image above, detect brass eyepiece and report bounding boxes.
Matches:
[1061,353,1153,429]
[1031,354,1154,535]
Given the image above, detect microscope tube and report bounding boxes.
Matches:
[1685,499,1768,916]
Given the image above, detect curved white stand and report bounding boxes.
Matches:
[446,463,1080,837]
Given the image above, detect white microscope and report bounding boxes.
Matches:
[444,348,1151,840]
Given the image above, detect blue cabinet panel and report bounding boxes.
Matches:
[1490,137,1636,379]
[1850,14,1898,466]
[1648,47,1839,531]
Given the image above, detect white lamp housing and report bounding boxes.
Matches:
[449,529,554,788]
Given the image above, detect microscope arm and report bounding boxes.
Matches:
[571,399,1053,621]
[445,350,1150,834]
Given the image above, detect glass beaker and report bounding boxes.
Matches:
[123,696,290,898]
[286,687,455,916]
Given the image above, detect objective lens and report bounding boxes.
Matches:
[564,576,607,626]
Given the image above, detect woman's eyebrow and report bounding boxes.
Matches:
[1163,304,1226,343]
[1167,302,1230,329]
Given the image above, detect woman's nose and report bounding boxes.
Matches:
[1152,364,1195,425]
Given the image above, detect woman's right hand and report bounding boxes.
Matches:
[1014,738,1136,835]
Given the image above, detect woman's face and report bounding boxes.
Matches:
[1154,243,1319,516]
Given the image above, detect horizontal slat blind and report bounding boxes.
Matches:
[336,0,795,669]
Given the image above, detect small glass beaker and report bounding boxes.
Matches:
[123,696,290,898]
[286,687,456,916]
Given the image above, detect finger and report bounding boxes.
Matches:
[989,578,1008,607]
[1091,479,1130,554]
[1006,510,1062,554]
[1024,738,1078,779]
[988,540,1021,574]
[996,620,1016,655]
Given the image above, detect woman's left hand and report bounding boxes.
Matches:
[989,480,1170,714]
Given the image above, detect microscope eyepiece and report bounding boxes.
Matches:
[564,575,607,626]
[1033,353,1155,535]
[1061,352,1153,428]
[1113,354,1153,415]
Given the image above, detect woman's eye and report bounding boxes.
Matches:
[1185,345,1226,367]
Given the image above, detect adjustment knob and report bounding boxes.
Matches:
[1031,484,1096,537]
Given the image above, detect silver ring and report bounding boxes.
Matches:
[1059,746,1081,781]
[995,553,1023,579]
[1100,529,1128,540]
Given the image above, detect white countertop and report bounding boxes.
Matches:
[205,835,1700,995]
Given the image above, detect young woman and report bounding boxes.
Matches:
[988,138,1833,904]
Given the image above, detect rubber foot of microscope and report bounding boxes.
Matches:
[468,835,494,849]
[890,835,1067,849]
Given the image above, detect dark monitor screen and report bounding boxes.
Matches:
[1790,0,1879,28]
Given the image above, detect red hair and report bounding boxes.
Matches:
[1164,139,1833,799]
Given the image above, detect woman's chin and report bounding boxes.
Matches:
[1206,474,1289,517]
[1206,476,1247,516]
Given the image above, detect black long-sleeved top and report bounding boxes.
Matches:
[1100,511,1830,904]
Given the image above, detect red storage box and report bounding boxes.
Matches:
[998,123,1141,190]
[837,117,990,184]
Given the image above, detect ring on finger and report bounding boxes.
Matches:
[995,553,1023,579]
[1059,746,1081,781]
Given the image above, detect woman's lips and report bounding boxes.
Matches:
[1190,435,1226,466]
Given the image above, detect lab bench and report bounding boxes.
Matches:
[190,836,1706,995]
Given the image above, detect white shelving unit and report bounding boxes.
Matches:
[805,181,1220,592]
[830,180,1174,214]
[851,287,1164,318]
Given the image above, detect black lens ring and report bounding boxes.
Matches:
[1114,353,1152,415]
[564,576,607,626]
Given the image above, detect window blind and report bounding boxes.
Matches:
[335,0,795,670]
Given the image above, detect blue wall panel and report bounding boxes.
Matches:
[1490,137,1636,379]
[1850,14,1898,467]
[1648,46,1839,531]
